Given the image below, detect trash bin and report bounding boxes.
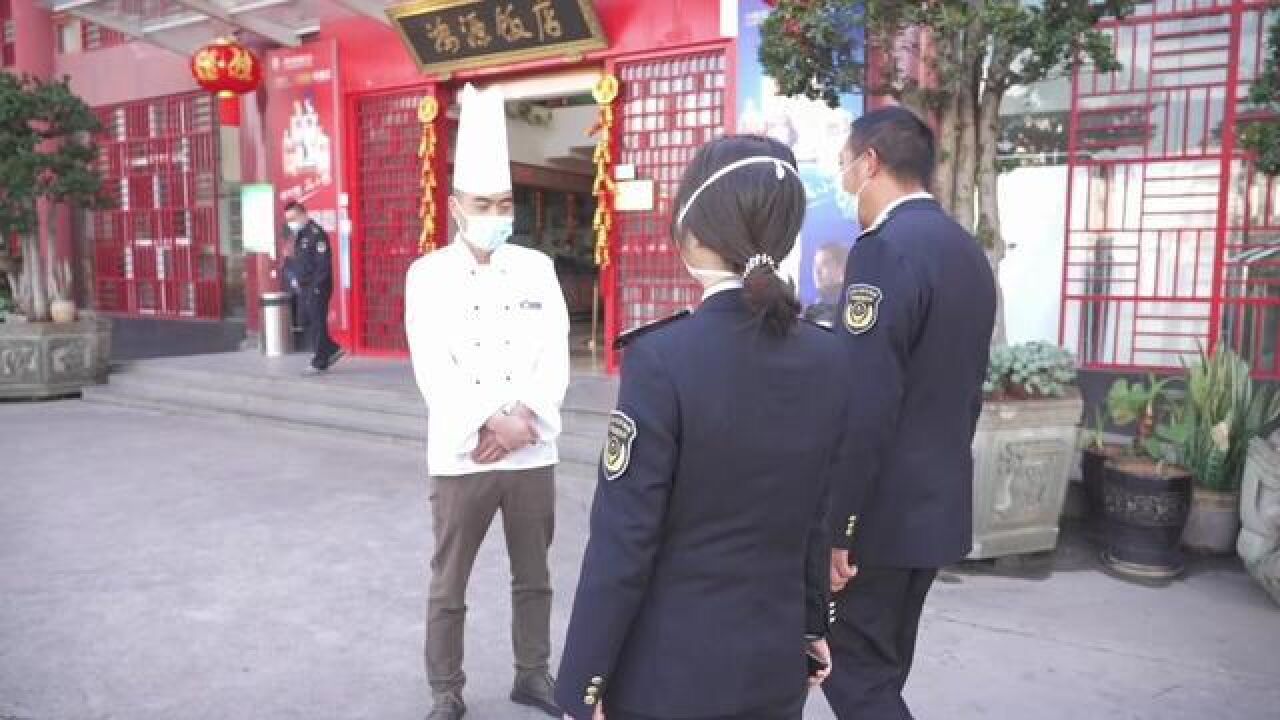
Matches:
[261,291,292,357]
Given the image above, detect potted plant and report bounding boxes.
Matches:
[969,341,1083,559]
[1099,376,1194,584]
[1079,406,1125,540]
[0,73,113,399]
[1179,347,1280,554]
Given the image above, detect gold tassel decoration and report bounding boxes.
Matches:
[589,74,619,268]
[417,96,440,254]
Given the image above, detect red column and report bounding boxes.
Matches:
[12,1,54,79]
[11,4,74,303]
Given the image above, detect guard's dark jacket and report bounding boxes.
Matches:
[831,197,997,568]
[556,289,852,719]
[295,220,333,290]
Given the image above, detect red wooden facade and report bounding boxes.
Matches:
[92,93,222,319]
[329,1,730,368]
[1062,0,1280,376]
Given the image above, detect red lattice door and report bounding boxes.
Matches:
[1061,1,1279,375]
[351,85,444,354]
[608,49,729,350]
[93,93,221,318]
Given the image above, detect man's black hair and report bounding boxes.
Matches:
[847,106,936,188]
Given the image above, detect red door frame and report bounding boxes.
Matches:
[344,37,736,370]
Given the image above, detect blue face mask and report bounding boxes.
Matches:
[460,213,513,253]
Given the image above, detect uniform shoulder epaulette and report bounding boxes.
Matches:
[613,310,691,351]
[798,317,835,333]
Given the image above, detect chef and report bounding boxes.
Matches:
[404,83,570,720]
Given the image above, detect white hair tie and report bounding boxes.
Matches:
[676,156,800,228]
[743,253,777,280]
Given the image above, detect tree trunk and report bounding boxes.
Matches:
[951,82,977,232]
[26,203,50,322]
[977,85,1007,347]
[933,94,959,213]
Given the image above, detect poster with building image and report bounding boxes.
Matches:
[737,0,863,327]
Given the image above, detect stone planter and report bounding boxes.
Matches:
[1101,457,1193,585]
[1239,435,1280,606]
[970,392,1084,559]
[1181,487,1241,555]
[0,315,112,400]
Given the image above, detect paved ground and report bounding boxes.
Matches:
[2,400,1278,720]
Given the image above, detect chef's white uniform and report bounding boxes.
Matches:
[405,240,570,477]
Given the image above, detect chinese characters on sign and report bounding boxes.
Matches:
[389,0,606,75]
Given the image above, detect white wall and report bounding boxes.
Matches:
[998,165,1069,346]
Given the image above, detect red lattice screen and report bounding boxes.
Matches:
[92,93,221,319]
[611,50,728,335]
[1061,0,1278,375]
[352,87,440,354]
[1,0,15,67]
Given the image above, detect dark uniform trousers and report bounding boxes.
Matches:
[305,279,340,369]
[822,567,937,720]
[425,465,555,696]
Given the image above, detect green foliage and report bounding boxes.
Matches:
[984,341,1077,398]
[0,73,110,237]
[1181,347,1280,492]
[757,0,1136,110]
[1240,4,1280,176]
[1104,374,1183,461]
[1105,375,1170,428]
[0,73,111,320]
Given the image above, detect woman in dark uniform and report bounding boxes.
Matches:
[556,135,854,720]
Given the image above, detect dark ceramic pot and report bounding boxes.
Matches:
[1081,445,1123,540]
[1100,457,1193,584]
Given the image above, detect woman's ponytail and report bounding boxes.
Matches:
[742,256,800,337]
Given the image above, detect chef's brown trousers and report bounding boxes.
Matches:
[424,465,556,696]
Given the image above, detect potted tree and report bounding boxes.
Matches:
[0,73,113,399]
[1100,376,1194,584]
[1179,347,1280,554]
[969,341,1083,559]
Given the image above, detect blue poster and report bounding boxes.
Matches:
[737,0,863,325]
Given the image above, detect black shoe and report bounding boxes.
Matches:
[426,691,466,720]
[323,348,346,370]
[511,671,560,718]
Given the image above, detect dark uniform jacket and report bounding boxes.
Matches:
[831,197,997,568]
[295,220,333,291]
[556,289,853,719]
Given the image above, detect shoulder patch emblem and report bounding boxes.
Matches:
[844,284,883,335]
[602,411,637,481]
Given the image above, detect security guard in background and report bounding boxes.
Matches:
[285,200,344,373]
[557,135,848,720]
[823,108,997,719]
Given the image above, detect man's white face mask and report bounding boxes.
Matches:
[840,153,873,223]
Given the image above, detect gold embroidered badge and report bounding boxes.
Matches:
[603,411,637,481]
[844,284,883,335]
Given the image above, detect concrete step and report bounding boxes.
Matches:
[104,359,617,421]
[82,363,610,467]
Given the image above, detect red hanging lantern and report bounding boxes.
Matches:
[190,37,263,127]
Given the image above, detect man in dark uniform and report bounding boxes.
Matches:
[285,201,344,373]
[823,107,997,719]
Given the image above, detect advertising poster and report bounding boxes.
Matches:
[266,39,349,338]
[737,0,863,327]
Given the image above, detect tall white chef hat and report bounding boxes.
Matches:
[452,83,512,196]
